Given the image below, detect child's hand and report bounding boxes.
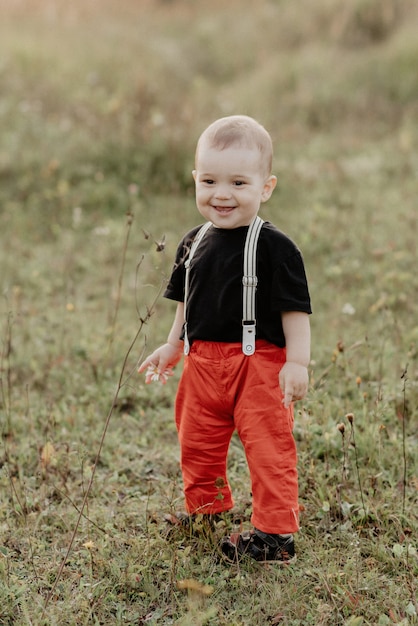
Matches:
[138,342,183,381]
[144,364,174,385]
[279,361,309,408]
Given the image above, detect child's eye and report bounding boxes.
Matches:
[203,179,215,185]
[234,180,245,186]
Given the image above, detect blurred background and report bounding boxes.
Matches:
[1,0,417,357]
[1,0,417,205]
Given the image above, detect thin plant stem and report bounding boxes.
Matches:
[52,486,108,535]
[400,365,408,516]
[337,422,347,482]
[106,210,134,357]
[0,312,13,436]
[346,413,366,515]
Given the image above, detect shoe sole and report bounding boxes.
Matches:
[222,554,297,566]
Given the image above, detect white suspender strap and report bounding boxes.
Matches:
[183,217,264,356]
[242,216,264,355]
[183,221,212,355]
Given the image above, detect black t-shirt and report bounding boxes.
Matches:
[164,221,311,348]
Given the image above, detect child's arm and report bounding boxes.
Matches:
[279,311,311,408]
[138,302,185,375]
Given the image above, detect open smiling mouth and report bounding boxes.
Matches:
[213,206,235,213]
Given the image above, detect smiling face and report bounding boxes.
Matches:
[193,142,277,229]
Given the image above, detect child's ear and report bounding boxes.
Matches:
[192,170,197,181]
[261,175,277,202]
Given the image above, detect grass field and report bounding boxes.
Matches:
[0,1,417,624]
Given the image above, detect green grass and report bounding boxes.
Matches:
[0,1,417,624]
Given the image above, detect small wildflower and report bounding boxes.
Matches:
[346,413,354,424]
[93,225,110,236]
[337,423,345,434]
[342,302,356,315]
[144,364,174,385]
[128,183,139,195]
[356,376,362,386]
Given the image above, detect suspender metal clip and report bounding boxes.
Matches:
[242,321,256,355]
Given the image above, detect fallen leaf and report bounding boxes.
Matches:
[41,442,56,468]
[177,579,213,595]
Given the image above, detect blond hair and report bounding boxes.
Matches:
[196,115,273,176]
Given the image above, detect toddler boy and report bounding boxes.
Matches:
[139,115,311,563]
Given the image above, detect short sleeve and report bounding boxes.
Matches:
[271,252,312,313]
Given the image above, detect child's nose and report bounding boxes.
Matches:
[214,184,232,199]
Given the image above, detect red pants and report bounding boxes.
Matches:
[175,340,299,534]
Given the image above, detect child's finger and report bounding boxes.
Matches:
[282,383,293,408]
[283,395,291,409]
[138,357,155,373]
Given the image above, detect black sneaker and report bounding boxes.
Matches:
[221,528,296,564]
